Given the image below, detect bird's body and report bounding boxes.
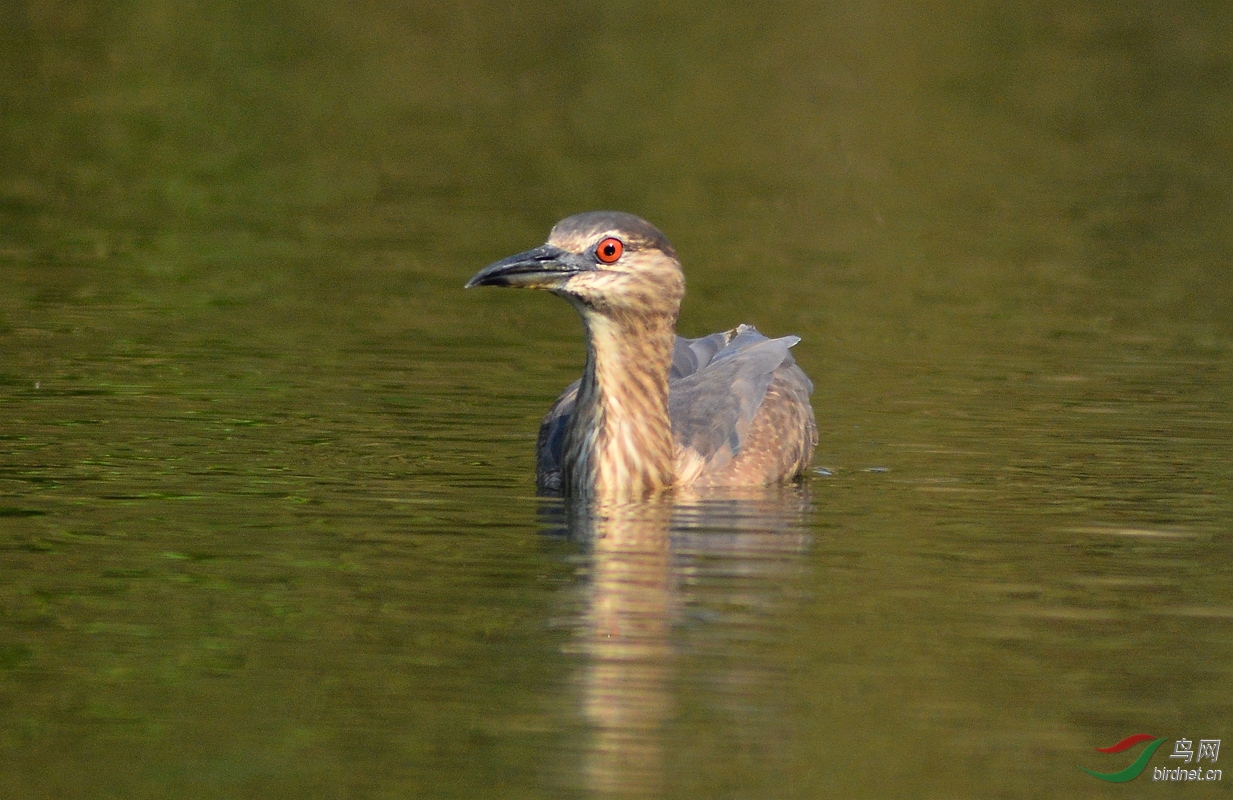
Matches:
[536,325,815,494]
[467,212,817,502]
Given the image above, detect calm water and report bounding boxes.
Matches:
[2,1,1231,797]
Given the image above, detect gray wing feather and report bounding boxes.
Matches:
[668,326,805,472]
[536,380,578,493]
[670,331,730,381]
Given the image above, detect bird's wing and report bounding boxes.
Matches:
[668,325,811,473]
[669,330,731,380]
[536,379,578,494]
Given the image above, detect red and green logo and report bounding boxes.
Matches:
[1080,734,1167,782]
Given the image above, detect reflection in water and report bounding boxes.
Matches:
[572,500,673,797]
[560,486,812,797]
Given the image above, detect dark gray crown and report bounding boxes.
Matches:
[549,211,677,259]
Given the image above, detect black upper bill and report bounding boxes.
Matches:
[465,244,593,289]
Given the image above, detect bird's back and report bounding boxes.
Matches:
[536,325,816,493]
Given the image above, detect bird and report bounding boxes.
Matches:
[466,211,817,503]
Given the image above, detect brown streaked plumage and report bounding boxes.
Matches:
[466,211,817,502]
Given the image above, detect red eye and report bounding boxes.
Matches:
[595,237,623,264]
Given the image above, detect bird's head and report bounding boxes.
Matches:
[466,211,685,321]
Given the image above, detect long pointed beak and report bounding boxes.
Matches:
[465,244,592,289]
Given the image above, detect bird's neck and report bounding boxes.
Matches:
[564,310,677,501]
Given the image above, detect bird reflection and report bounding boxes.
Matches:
[570,499,674,797]
[554,484,812,797]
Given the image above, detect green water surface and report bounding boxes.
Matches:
[1,1,1230,797]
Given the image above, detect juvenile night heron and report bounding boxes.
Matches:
[467,211,817,501]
